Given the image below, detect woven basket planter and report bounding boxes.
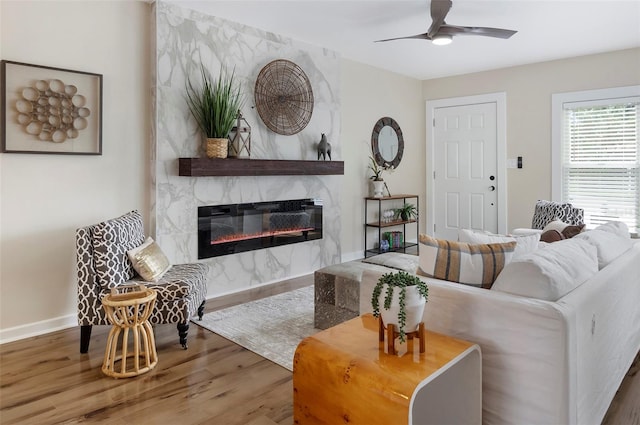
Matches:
[206,138,228,159]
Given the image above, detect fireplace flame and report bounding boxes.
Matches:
[211,227,315,245]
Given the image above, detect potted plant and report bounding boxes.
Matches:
[372,271,428,343]
[369,155,390,198]
[394,203,418,221]
[186,63,244,158]
[369,155,384,181]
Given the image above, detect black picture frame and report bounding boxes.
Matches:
[1,60,102,155]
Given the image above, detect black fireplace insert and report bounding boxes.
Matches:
[197,198,323,259]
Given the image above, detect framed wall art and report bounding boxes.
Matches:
[1,60,102,155]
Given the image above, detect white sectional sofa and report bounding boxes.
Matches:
[358,224,640,425]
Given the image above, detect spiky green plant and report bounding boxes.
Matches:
[372,271,428,342]
[185,63,244,139]
[394,203,418,221]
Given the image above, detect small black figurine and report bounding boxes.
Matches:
[317,133,331,161]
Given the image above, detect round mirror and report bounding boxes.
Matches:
[371,117,404,169]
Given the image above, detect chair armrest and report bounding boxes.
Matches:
[511,228,544,236]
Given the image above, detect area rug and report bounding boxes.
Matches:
[193,286,319,371]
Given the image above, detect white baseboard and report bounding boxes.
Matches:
[0,314,77,345]
[0,255,366,345]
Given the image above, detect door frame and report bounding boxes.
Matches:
[426,92,507,237]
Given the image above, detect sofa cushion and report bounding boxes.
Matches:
[127,237,171,282]
[361,252,418,273]
[595,221,631,239]
[531,200,584,229]
[574,229,633,269]
[458,229,539,259]
[130,262,209,302]
[492,238,598,301]
[418,234,516,289]
[93,210,146,289]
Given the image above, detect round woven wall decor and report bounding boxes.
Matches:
[254,59,314,135]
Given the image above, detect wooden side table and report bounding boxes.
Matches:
[293,314,481,424]
[101,284,158,378]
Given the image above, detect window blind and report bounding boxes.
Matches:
[561,97,640,234]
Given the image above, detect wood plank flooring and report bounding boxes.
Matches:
[602,351,640,425]
[1,273,638,424]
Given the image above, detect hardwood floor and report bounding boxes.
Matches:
[0,276,311,425]
[602,350,640,425]
[1,273,638,424]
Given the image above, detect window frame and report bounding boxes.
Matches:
[551,85,640,233]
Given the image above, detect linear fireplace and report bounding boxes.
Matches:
[197,199,323,259]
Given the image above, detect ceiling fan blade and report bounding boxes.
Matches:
[374,33,431,43]
[428,0,452,39]
[373,1,517,44]
[439,24,517,39]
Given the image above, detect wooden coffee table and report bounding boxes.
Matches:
[293,314,481,424]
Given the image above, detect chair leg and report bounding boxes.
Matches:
[177,322,189,350]
[80,325,92,353]
[198,300,205,320]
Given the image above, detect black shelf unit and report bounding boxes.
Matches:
[364,194,419,258]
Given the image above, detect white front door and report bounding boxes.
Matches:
[433,102,498,240]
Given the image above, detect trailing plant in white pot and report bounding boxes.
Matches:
[371,271,428,342]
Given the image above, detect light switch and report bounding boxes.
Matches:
[507,159,517,169]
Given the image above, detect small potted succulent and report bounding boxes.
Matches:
[394,203,418,221]
[372,271,428,342]
[185,63,244,158]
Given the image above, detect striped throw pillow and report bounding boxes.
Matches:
[418,234,517,289]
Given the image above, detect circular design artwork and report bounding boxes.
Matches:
[15,79,91,143]
[254,59,314,136]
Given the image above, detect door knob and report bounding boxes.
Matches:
[489,185,496,191]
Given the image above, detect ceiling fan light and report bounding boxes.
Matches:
[432,34,452,46]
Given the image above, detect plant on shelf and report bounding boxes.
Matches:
[394,203,418,221]
[372,271,428,343]
[368,155,385,181]
[368,150,393,198]
[185,62,245,159]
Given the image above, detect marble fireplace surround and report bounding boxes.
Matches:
[152,2,342,297]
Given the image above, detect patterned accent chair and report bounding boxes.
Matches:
[76,210,208,352]
[531,200,585,230]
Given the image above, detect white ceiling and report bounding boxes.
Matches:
[169,0,640,80]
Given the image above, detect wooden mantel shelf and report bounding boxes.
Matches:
[178,158,344,176]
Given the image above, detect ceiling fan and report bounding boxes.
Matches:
[375,0,517,45]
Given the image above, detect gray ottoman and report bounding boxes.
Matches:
[314,253,419,329]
